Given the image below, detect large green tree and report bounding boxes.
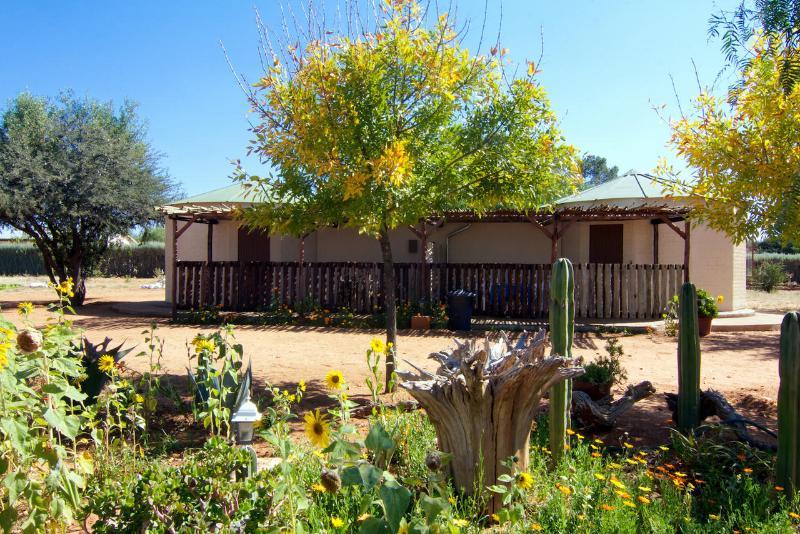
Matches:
[234,0,577,386]
[0,93,175,304]
[579,154,619,189]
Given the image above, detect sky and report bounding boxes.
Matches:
[2,0,739,200]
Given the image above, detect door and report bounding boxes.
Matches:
[589,224,623,264]
[237,227,271,262]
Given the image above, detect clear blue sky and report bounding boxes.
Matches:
[3,1,737,198]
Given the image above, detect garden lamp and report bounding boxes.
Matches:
[231,396,260,475]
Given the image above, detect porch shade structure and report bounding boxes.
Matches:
[159,173,695,318]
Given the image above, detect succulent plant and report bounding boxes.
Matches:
[549,258,575,460]
[777,312,800,491]
[676,283,701,433]
[80,337,136,404]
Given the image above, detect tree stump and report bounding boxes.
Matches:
[398,331,583,512]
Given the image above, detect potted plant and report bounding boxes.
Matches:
[410,313,432,330]
[573,337,628,401]
[696,289,721,336]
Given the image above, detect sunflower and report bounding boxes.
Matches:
[369,337,386,354]
[192,337,216,354]
[325,370,345,390]
[0,348,8,372]
[97,354,116,374]
[515,471,534,490]
[17,302,34,316]
[304,409,331,448]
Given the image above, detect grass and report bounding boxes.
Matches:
[747,289,800,314]
[0,283,20,291]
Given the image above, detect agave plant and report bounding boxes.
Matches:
[79,337,136,404]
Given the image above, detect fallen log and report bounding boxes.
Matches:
[572,381,655,429]
[665,389,777,451]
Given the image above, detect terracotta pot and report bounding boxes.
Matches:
[410,315,432,330]
[698,316,713,337]
[572,379,612,401]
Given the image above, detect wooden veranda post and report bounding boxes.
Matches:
[171,216,178,319]
[652,222,659,264]
[203,222,214,307]
[683,220,691,283]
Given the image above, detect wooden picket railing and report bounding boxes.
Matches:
[174,261,684,320]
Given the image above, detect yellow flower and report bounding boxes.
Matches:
[490,513,500,523]
[97,355,116,374]
[531,524,543,531]
[622,500,636,508]
[515,471,534,490]
[637,496,651,504]
[594,473,606,480]
[304,409,331,448]
[717,295,724,304]
[448,496,456,505]
[452,519,468,527]
[56,278,75,297]
[555,483,572,496]
[134,394,144,404]
[325,370,345,390]
[709,514,720,521]
[331,516,344,528]
[311,483,327,493]
[638,486,652,492]
[298,380,307,392]
[370,337,387,354]
[790,512,800,520]
[610,478,626,490]
[17,302,34,316]
[615,490,631,499]
[0,349,8,372]
[192,337,216,354]
[599,504,616,511]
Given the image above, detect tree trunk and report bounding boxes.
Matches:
[67,259,87,306]
[379,229,397,392]
[398,331,583,513]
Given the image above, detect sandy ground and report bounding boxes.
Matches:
[0,277,783,445]
[747,288,800,314]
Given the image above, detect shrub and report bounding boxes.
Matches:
[578,337,628,386]
[85,438,271,533]
[752,260,790,292]
[696,288,720,318]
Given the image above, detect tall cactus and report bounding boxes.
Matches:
[676,282,701,433]
[777,312,800,491]
[548,258,574,460]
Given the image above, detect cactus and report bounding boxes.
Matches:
[676,282,701,433]
[548,258,575,460]
[777,312,800,491]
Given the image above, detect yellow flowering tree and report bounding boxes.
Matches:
[663,37,800,243]
[235,0,577,386]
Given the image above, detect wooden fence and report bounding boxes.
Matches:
[175,261,684,320]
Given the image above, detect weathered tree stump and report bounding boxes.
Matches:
[571,381,655,429]
[398,331,582,511]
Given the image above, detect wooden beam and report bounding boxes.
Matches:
[659,216,687,239]
[207,223,214,263]
[684,220,691,283]
[653,223,659,264]
[527,215,554,239]
[550,215,559,262]
[175,216,197,239]
[171,216,178,319]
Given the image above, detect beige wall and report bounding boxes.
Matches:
[164,215,747,311]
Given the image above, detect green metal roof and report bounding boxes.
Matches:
[556,172,676,205]
[167,172,678,209]
[172,183,252,204]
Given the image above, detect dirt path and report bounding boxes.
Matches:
[1,277,781,446]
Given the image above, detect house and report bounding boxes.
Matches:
[159,173,747,319]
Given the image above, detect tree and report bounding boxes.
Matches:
[0,93,174,304]
[579,154,618,189]
[234,0,577,388]
[663,37,800,243]
[710,0,800,93]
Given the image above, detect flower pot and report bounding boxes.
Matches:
[572,379,612,401]
[698,316,713,337]
[410,314,432,330]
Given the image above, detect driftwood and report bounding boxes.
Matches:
[352,400,419,418]
[665,389,777,451]
[398,331,583,512]
[572,381,656,429]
